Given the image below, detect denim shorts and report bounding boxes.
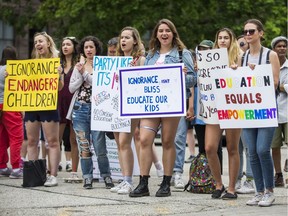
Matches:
[24,110,59,123]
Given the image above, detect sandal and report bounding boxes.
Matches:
[222,191,238,200]
[211,185,225,199]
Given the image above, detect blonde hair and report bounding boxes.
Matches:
[31,32,58,59]
[149,19,186,54]
[214,28,242,66]
[116,26,143,58]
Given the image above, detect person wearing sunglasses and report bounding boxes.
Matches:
[239,19,280,207]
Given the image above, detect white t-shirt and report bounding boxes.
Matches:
[155,52,170,65]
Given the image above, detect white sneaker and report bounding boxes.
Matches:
[236,180,255,194]
[235,179,241,190]
[246,193,264,206]
[174,172,184,189]
[44,175,58,187]
[156,168,164,177]
[258,191,275,207]
[110,180,126,193]
[117,181,133,194]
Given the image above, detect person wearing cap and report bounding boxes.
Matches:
[270,36,288,187]
[197,40,214,50]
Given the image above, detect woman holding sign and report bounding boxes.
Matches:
[129,19,196,198]
[110,27,146,195]
[204,28,243,200]
[239,19,280,207]
[25,32,63,187]
[68,36,114,190]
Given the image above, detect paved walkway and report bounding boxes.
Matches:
[0,146,287,216]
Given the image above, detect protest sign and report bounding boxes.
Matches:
[211,64,277,128]
[91,56,133,132]
[92,136,139,181]
[118,63,186,118]
[3,58,60,111]
[197,48,229,124]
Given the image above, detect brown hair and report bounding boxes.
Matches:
[149,19,186,54]
[244,19,265,32]
[116,26,143,58]
[59,37,79,67]
[214,28,241,66]
[0,46,17,65]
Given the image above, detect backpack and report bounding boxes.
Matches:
[184,153,216,194]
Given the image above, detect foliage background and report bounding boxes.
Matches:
[0,0,287,52]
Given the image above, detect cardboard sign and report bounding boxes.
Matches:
[118,63,186,118]
[197,48,229,124]
[91,56,133,132]
[3,58,60,111]
[211,64,278,128]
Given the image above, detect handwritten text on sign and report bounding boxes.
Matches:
[197,48,229,124]
[211,64,277,128]
[119,63,186,118]
[91,56,133,132]
[3,58,60,111]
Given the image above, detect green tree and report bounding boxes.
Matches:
[0,0,286,50]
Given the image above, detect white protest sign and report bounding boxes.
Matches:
[197,48,229,124]
[91,56,133,132]
[92,136,140,180]
[211,64,277,128]
[118,63,186,118]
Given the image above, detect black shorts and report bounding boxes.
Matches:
[24,110,60,123]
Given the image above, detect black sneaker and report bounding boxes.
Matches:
[104,176,114,189]
[83,178,93,189]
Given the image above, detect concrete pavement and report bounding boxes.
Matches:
[0,145,287,216]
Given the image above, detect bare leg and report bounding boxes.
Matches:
[161,117,180,176]
[118,119,139,177]
[186,128,196,156]
[139,118,161,175]
[42,121,60,177]
[205,124,223,190]
[272,147,282,173]
[26,121,41,160]
[225,129,241,194]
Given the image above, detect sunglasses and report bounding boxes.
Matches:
[243,29,256,35]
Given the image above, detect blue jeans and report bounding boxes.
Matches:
[72,101,111,179]
[242,127,275,192]
[173,116,187,173]
[238,136,253,179]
